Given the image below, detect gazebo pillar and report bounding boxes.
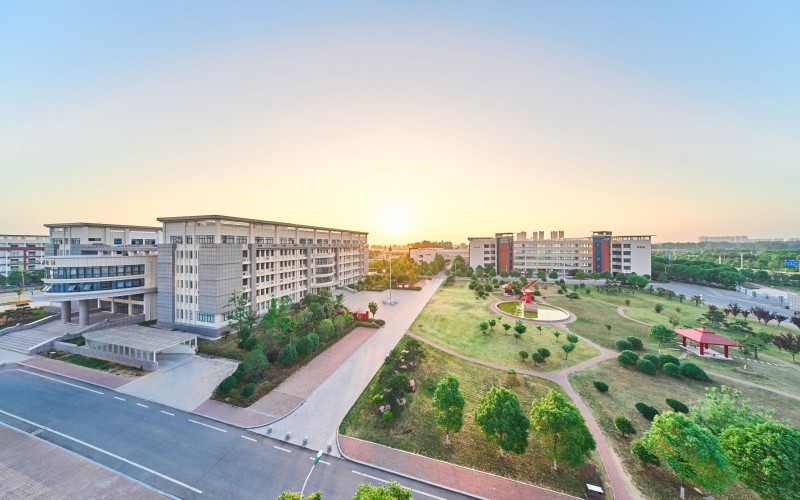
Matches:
[724,345,729,358]
[699,343,704,356]
[682,336,687,347]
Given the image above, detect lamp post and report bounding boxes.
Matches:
[383,246,398,305]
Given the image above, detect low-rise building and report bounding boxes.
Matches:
[0,234,49,276]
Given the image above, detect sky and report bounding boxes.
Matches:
[1,1,798,244]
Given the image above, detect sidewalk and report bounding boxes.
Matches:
[339,435,578,500]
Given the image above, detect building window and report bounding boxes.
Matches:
[170,236,183,244]
[256,237,264,244]
[113,238,123,245]
[70,238,81,245]
[197,235,214,244]
[145,239,156,245]
[237,236,247,244]
[222,236,235,244]
[132,239,144,245]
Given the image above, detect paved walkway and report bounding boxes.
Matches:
[339,435,579,500]
[0,424,164,499]
[252,279,445,454]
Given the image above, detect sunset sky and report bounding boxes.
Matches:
[2,2,798,244]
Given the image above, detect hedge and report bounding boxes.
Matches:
[666,398,689,414]
[217,375,237,394]
[659,354,681,367]
[635,402,659,421]
[620,350,639,362]
[278,344,299,366]
[239,382,256,398]
[662,363,681,377]
[636,359,657,375]
[680,362,710,381]
[642,353,660,367]
[617,354,635,367]
[593,380,609,392]
[615,339,634,351]
[626,336,644,350]
[295,335,314,357]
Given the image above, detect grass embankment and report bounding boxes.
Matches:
[548,293,800,397]
[410,281,598,372]
[44,351,144,376]
[340,337,605,497]
[570,359,800,500]
[0,306,52,327]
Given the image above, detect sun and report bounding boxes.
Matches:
[377,208,413,237]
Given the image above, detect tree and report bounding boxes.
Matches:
[318,318,335,337]
[548,271,559,280]
[537,348,551,361]
[488,319,496,331]
[561,342,575,360]
[531,352,544,365]
[241,348,270,379]
[276,491,322,500]
[614,415,636,438]
[479,321,489,335]
[277,344,298,366]
[690,386,770,436]
[431,374,465,447]
[368,301,378,319]
[654,303,664,314]
[649,324,676,353]
[668,314,681,328]
[773,332,800,361]
[513,320,526,336]
[502,323,511,335]
[691,295,703,306]
[518,350,529,363]
[604,324,612,333]
[383,373,410,406]
[719,421,800,500]
[474,387,530,458]
[529,390,596,472]
[352,481,412,500]
[226,292,257,342]
[640,412,735,495]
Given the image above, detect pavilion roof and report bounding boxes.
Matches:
[674,327,739,347]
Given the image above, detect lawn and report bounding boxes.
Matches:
[410,281,598,371]
[340,336,607,497]
[548,294,800,397]
[44,351,145,376]
[569,359,800,500]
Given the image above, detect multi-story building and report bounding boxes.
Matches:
[471,231,652,277]
[0,234,49,276]
[156,215,368,337]
[40,223,163,325]
[409,248,469,265]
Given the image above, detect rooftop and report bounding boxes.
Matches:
[45,223,162,231]
[674,327,739,347]
[83,325,197,352]
[157,215,368,235]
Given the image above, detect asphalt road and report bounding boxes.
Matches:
[0,365,469,500]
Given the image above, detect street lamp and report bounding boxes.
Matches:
[383,246,398,305]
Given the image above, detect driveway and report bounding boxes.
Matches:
[117,354,237,411]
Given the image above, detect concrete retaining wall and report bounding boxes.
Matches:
[0,313,60,337]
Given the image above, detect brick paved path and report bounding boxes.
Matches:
[339,435,578,500]
[0,425,164,499]
[18,357,132,389]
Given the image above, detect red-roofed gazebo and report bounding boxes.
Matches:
[674,327,739,358]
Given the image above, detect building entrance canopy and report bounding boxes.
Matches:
[83,325,197,364]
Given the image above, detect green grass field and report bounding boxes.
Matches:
[340,336,606,497]
[410,282,598,371]
[570,359,799,500]
[46,352,145,376]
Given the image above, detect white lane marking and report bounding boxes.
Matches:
[114,396,126,401]
[16,370,104,395]
[136,403,149,408]
[0,409,202,494]
[352,470,445,500]
[309,456,330,465]
[240,435,257,442]
[160,411,175,416]
[273,445,292,453]
[188,419,227,433]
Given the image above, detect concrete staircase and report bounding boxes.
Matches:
[0,321,85,355]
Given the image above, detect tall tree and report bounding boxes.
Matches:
[474,387,530,458]
[226,292,257,342]
[719,421,800,500]
[529,390,596,472]
[690,386,770,436]
[353,481,412,500]
[368,301,378,319]
[431,374,465,447]
[641,412,735,495]
[561,342,575,360]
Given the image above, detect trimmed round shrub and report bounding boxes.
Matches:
[620,350,639,362]
[659,354,681,367]
[680,362,710,381]
[662,362,681,377]
[636,359,657,375]
[240,336,258,351]
[531,352,545,364]
[642,353,660,367]
[614,415,636,437]
[372,394,383,405]
[617,354,634,367]
[666,398,689,414]
[631,439,660,466]
[635,402,659,421]
[616,339,634,351]
[233,363,246,378]
[307,333,320,349]
[217,375,237,394]
[318,318,335,337]
[383,410,394,423]
[537,348,551,359]
[626,336,644,350]
[266,348,280,363]
[239,382,256,398]
[277,344,299,366]
[295,335,314,357]
[593,380,609,392]
[566,333,579,343]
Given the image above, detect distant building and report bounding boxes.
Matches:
[409,248,469,265]
[699,236,749,243]
[470,230,652,276]
[0,234,49,276]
